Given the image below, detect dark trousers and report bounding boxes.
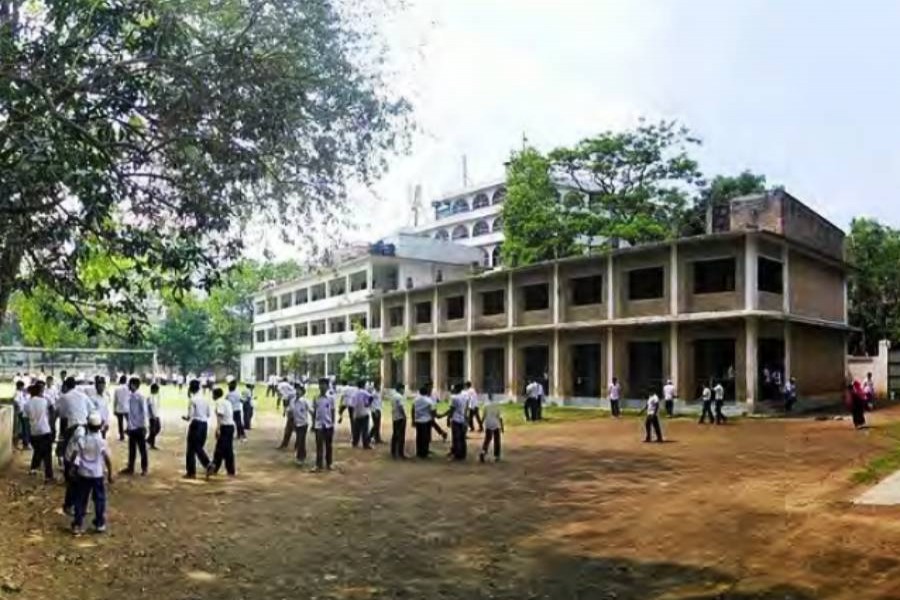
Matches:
[114,412,127,441]
[610,399,621,417]
[315,427,334,469]
[48,406,57,442]
[391,418,407,458]
[295,424,309,462]
[481,429,501,459]
[185,420,211,477]
[242,401,253,430]
[699,401,715,424]
[430,419,447,439]
[73,477,106,529]
[148,417,162,448]
[415,422,432,458]
[370,410,383,444]
[785,395,797,413]
[16,414,31,448]
[347,406,358,441]
[523,398,532,422]
[127,428,148,474]
[450,421,467,460]
[61,426,77,511]
[644,415,663,442]
[852,398,866,428]
[279,412,295,448]
[212,424,236,475]
[233,411,245,439]
[714,400,727,424]
[665,400,674,417]
[353,415,371,448]
[467,407,483,432]
[30,433,54,479]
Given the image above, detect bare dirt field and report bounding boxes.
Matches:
[3,406,900,600]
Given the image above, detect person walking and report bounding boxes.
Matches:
[850,379,867,429]
[662,379,676,418]
[713,380,727,425]
[784,377,798,413]
[449,384,468,461]
[464,381,482,432]
[608,377,622,418]
[242,382,255,431]
[291,389,312,466]
[210,388,236,477]
[698,382,715,425]
[226,380,246,441]
[69,412,113,535]
[413,383,437,459]
[25,381,54,481]
[479,393,504,463]
[147,382,162,450]
[641,391,664,443]
[121,377,149,476]
[113,375,130,442]
[368,382,384,445]
[388,383,407,459]
[183,380,212,479]
[312,378,336,472]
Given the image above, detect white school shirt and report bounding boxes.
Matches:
[413,395,434,424]
[388,390,406,421]
[148,394,161,419]
[215,397,235,427]
[313,395,335,429]
[127,392,149,430]
[339,386,357,408]
[60,389,90,426]
[226,390,243,413]
[646,394,660,416]
[277,381,296,403]
[608,383,621,401]
[483,401,502,431]
[44,386,59,409]
[13,390,27,412]
[713,384,725,401]
[89,389,111,425]
[525,382,539,399]
[291,396,311,428]
[187,394,211,422]
[369,391,383,412]
[73,432,109,479]
[466,389,480,410]
[25,395,51,435]
[113,385,131,414]
[701,387,712,402]
[450,394,467,424]
[663,384,676,401]
[352,389,372,418]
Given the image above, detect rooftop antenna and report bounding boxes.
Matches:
[462,155,469,187]
[522,132,529,149]
[411,184,423,227]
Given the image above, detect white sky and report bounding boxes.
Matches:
[250,0,900,259]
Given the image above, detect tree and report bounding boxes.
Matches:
[339,323,382,384]
[153,298,213,375]
[683,171,768,235]
[284,349,309,381]
[387,331,410,385]
[0,0,409,335]
[846,218,900,354]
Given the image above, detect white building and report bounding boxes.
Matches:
[241,233,483,382]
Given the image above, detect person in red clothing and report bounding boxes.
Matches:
[850,379,867,429]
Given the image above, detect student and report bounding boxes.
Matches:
[850,379,867,430]
[226,380,245,441]
[535,379,546,421]
[210,388,236,477]
[69,412,113,535]
[524,379,538,422]
[89,376,111,439]
[713,380,727,425]
[267,374,278,399]
[242,382,255,431]
[291,388,312,465]
[277,381,298,450]
[413,383,437,459]
[388,383,407,459]
[479,393,504,463]
[59,377,90,515]
[122,377,149,476]
[338,380,358,442]
[699,382,714,425]
[464,381,482,433]
[368,382,384,445]
[449,384,469,461]
[312,378,336,472]
[45,375,59,443]
[662,379,676,418]
[608,377,622,418]
[349,381,372,449]
[147,382,162,450]
[13,380,30,450]
[25,381,54,481]
[177,373,185,393]
[639,390,662,442]
[784,377,798,413]
[864,372,876,410]
[183,380,212,478]
[113,375,130,442]
[428,390,449,442]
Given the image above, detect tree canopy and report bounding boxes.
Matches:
[1,0,409,335]
[339,323,382,384]
[846,218,900,353]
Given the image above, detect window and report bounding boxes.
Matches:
[280,326,292,340]
[371,308,381,329]
[350,313,368,329]
[435,229,449,241]
[472,220,490,236]
[350,271,368,292]
[628,267,665,300]
[491,246,502,267]
[571,275,603,306]
[693,258,736,294]
[328,277,346,297]
[473,193,490,209]
[452,198,469,214]
[492,187,506,204]
[415,301,432,325]
[280,293,293,310]
[255,330,265,343]
[451,225,469,240]
[310,320,326,336]
[310,283,326,302]
[389,306,404,327]
[492,217,503,232]
[267,298,277,312]
[446,296,465,320]
[522,283,549,311]
[294,288,308,305]
[758,257,784,294]
[255,301,266,315]
[267,327,277,341]
[294,323,308,337]
[329,317,346,333]
[482,249,490,267]
[482,290,505,316]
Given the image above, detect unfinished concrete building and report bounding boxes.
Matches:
[377,190,849,412]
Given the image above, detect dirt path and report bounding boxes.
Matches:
[2,408,900,599]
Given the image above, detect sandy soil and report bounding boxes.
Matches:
[2,407,900,600]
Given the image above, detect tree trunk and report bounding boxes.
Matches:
[0,242,25,327]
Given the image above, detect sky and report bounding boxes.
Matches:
[253,0,900,257]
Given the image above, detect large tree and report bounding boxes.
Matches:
[846,218,900,354]
[682,171,769,236]
[0,0,408,336]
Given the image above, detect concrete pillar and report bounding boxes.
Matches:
[403,348,413,393]
[404,292,412,335]
[466,336,474,384]
[783,321,792,382]
[506,333,515,398]
[606,327,615,389]
[323,353,329,377]
[745,234,758,310]
[466,280,474,332]
[552,263,561,324]
[781,242,791,314]
[379,299,387,337]
[432,286,439,335]
[669,321,678,388]
[670,242,679,315]
[745,317,758,406]
[507,271,515,328]
[552,329,561,399]
[432,339,441,392]
[606,256,615,320]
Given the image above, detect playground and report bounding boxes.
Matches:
[1,399,900,599]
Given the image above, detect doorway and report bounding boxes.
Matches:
[758,337,785,401]
[482,348,505,394]
[693,339,736,399]
[414,351,432,391]
[572,343,601,397]
[522,345,550,395]
[445,350,465,389]
[628,341,663,397]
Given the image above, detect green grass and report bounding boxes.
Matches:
[851,422,900,485]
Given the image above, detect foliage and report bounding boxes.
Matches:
[284,349,309,380]
[850,422,900,484]
[0,0,409,334]
[390,331,410,361]
[683,171,768,235]
[846,218,900,354]
[339,323,382,384]
[153,297,213,375]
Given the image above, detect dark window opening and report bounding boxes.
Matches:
[758,257,783,294]
[329,278,346,297]
[350,313,367,329]
[295,288,308,305]
[446,296,465,320]
[693,339,736,400]
[255,301,266,315]
[267,298,277,312]
[310,320,326,336]
[255,330,265,343]
[329,317,346,333]
[415,301,432,325]
[280,293,293,309]
[693,258,736,294]
[571,275,603,306]
[280,326,292,339]
[415,351,432,390]
[572,344,601,396]
[522,283,549,311]
[445,350,465,388]
[628,267,664,300]
[482,290,505,316]
[482,348,505,393]
[295,323,308,337]
[628,341,663,397]
[310,284,326,302]
[388,306,404,328]
[267,328,277,341]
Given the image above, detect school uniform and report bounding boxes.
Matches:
[125,391,149,474]
[71,430,109,531]
[340,386,358,441]
[699,387,714,424]
[113,385,130,441]
[644,394,663,442]
[413,395,434,458]
[185,394,212,477]
[86,387,111,439]
[277,385,297,449]
[147,393,162,448]
[25,394,53,480]
[13,390,30,449]
[663,384,676,417]
[291,396,311,463]
[212,397,236,475]
[45,385,59,441]
[351,388,372,449]
[428,394,448,440]
[227,390,245,439]
[523,382,537,422]
[481,400,503,460]
[466,388,483,432]
[241,388,254,430]
[449,393,468,461]
[312,394,335,470]
[388,390,407,458]
[713,384,727,425]
[784,382,798,412]
[608,382,622,418]
[368,390,383,444]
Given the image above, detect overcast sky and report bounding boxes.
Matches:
[252,0,900,257]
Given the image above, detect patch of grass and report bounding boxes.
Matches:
[851,422,900,485]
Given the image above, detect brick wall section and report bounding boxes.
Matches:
[791,324,846,397]
[789,250,845,322]
[730,194,785,234]
[782,194,845,261]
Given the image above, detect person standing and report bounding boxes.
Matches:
[122,377,149,476]
[850,379,867,430]
[312,378,336,472]
[13,380,30,451]
[864,372,876,411]
[662,379,676,418]
[388,383,407,459]
[368,382,384,445]
[608,377,622,418]
[784,377,798,413]
[413,384,437,459]
[25,381,54,481]
[226,380,245,441]
[291,389,311,466]
[241,382,255,431]
[276,380,298,450]
[698,382,714,425]
[338,380,359,443]
[641,391,664,443]
[479,393,504,463]
[464,381,482,432]
[113,375,130,442]
[210,388,236,477]
[523,379,538,422]
[449,384,468,461]
[147,382,162,450]
[713,380,727,425]
[88,376,111,439]
[59,376,90,515]
[350,381,372,449]
[183,380,212,479]
[69,412,113,536]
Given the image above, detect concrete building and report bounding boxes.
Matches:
[241,233,483,382]
[377,190,850,412]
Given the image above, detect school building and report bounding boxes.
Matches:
[376,190,850,411]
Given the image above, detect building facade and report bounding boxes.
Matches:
[376,191,850,411]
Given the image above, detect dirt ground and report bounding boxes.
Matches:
[3,406,900,600]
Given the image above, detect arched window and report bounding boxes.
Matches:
[492,246,502,267]
[492,216,503,232]
[451,225,469,240]
[472,193,490,209]
[451,197,469,214]
[434,229,449,241]
[472,220,490,236]
[481,249,490,267]
[492,187,507,204]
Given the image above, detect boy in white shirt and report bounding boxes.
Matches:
[387,383,407,459]
[210,388,236,477]
[699,382,714,424]
[413,384,438,459]
[13,380,30,450]
[226,380,245,441]
[608,377,622,418]
[291,390,312,465]
[449,384,469,461]
[662,379,676,418]
[26,381,54,481]
[122,377,149,476]
[241,382,255,431]
[479,393,504,463]
[368,382,384,445]
[69,412,113,535]
[713,381,727,425]
[312,378,336,472]
[113,375,130,441]
[183,380,212,479]
[147,382,162,450]
[641,392,663,443]
[464,381,482,433]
